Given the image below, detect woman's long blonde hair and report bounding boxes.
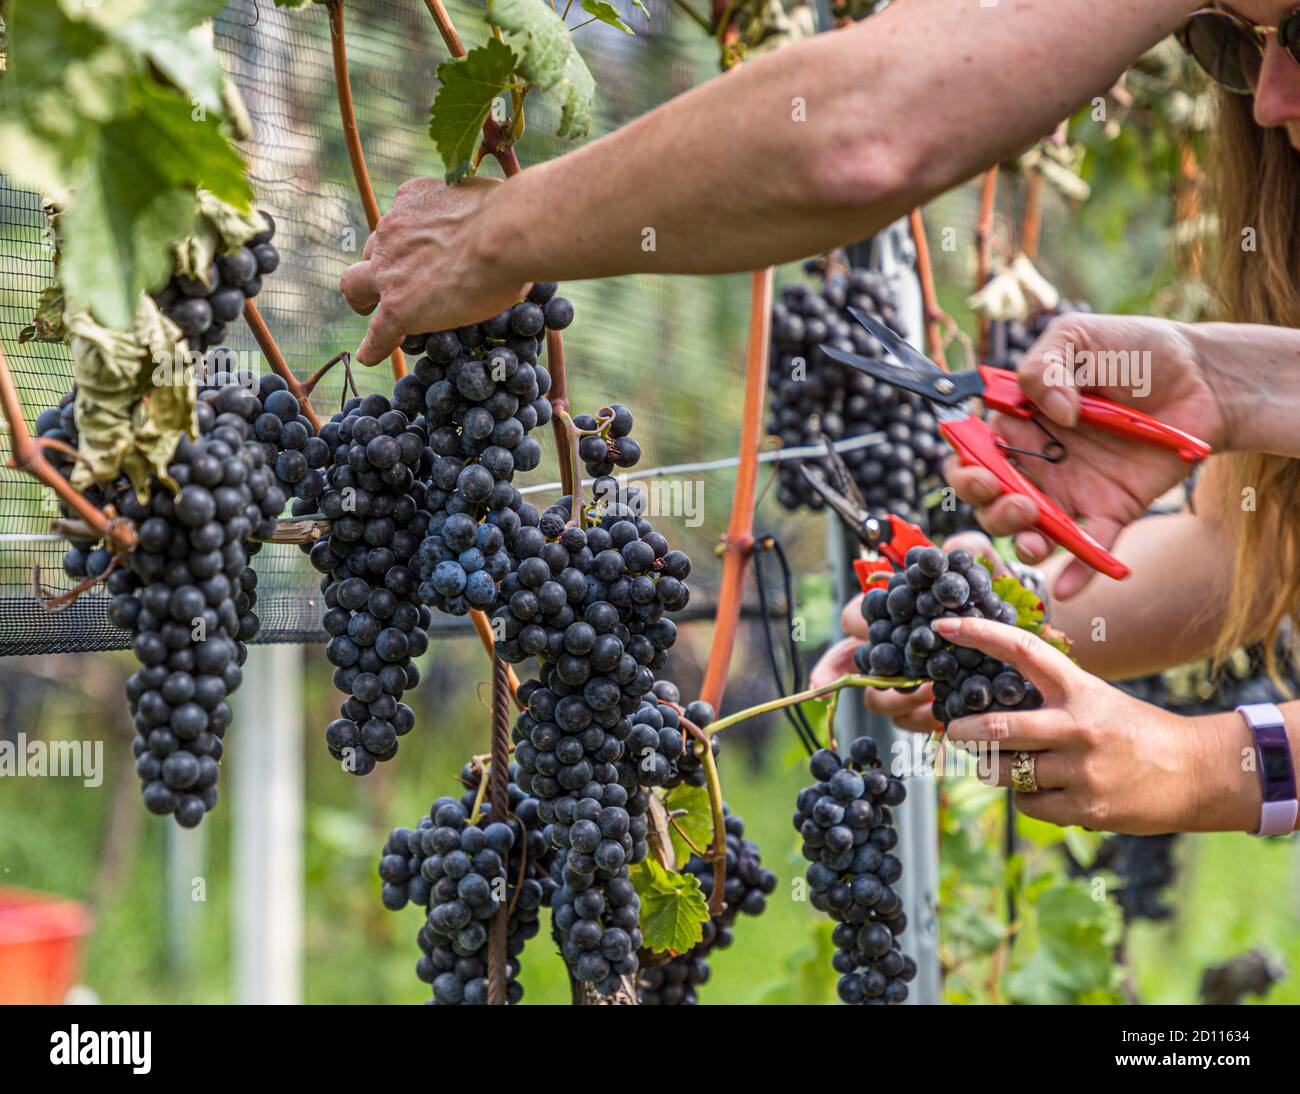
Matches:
[1207,90,1300,675]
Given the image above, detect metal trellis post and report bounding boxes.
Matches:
[232,642,304,1004]
[828,219,941,1005]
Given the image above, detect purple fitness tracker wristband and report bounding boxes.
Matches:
[1236,703,1297,837]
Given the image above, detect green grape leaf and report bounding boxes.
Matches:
[486,0,594,140]
[992,574,1045,630]
[580,1,635,34]
[430,39,515,181]
[629,856,709,954]
[90,0,231,123]
[630,0,651,16]
[663,784,713,869]
[549,44,594,140]
[0,0,250,328]
[58,82,250,329]
[59,135,197,331]
[1004,880,1122,1005]
[1062,825,1101,869]
[943,902,1006,956]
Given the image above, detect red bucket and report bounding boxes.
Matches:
[0,887,92,1004]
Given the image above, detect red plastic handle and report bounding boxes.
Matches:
[940,414,1131,581]
[851,515,936,593]
[976,366,1212,463]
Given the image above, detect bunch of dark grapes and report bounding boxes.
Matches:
[638,806,776,1005]
[767,268,955,532]
[41,374,281,826]
[410,284,573,616]
[505,482,693,993]
[1086,834,1180,923]
[242,372,330,506]
[986,299,1090,372]
[378,763,555,1005]
[153,213,279,351]
[795,741,916,1004]
[854,545,1042,726]
[574,404,641,478]
[627,684,719,791]
[309,392,432,774]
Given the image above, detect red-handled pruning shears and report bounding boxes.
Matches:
[821,311,1214,581]
[798,447,935,593]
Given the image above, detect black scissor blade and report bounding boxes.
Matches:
[816,433,867,512]
[820,344,943,405]
[847,309,941,374]
[799,464,870,543]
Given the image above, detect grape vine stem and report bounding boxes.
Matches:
[698,266,773,711]
[701,673,916,739]
[645,795,678,871]
[545,329,575,499]
[976,168,999,358]
[1021,170,1044,262]
[421,0,521,176]
[678,713,727,917]
[421,0,464,54]
[669,0,713,33]
[0,339,138,552]
[242,300,322,431]
[472,610,523,707]
[419,1,568,695]
[487,655,512,1005]
[908,209,948,366]
[327,0,407,380]
[554,409,583,517]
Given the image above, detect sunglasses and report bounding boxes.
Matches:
[1178,4,1300,93]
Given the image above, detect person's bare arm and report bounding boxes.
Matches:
[1039,512,1234,680]
[343,0,1200,362]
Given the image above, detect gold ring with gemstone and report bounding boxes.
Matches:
[1010,751,1039,794]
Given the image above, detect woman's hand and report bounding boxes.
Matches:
[931,615,1259,835]
[946,313,1231,600]
[809,532,1007,733]
[339,176,528,365]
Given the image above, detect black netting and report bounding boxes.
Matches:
[0,1,845,657]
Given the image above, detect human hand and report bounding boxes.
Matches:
[339,176,528,364]
[931,615,1256,835]
[946,313,1230,600]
